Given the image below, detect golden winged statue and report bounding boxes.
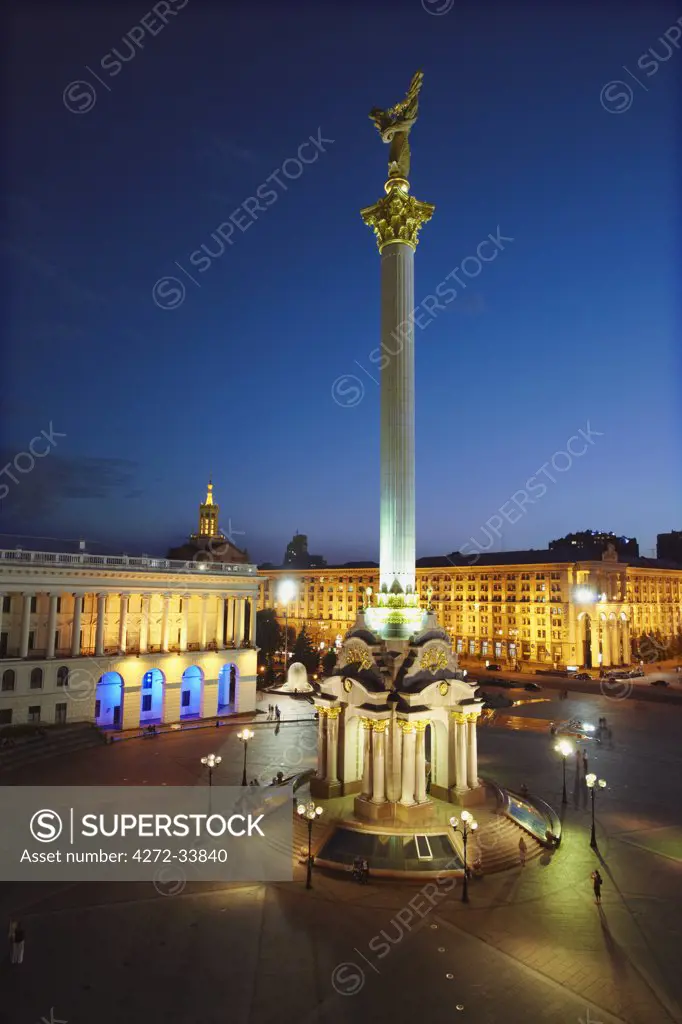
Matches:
[369,70,424,179]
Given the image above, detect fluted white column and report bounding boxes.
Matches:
[415,721,427,803]
[234,598,244,646]
[249,598,258,645]
[46,594,59,658]
[160,594,171,652]
[590,621,600,669]
[215,596,225,648]
[200,596,208,650]
[326,711,339,783]
[371,723,386,803]
[361,719,373,796]
[379,243,416,597]
[400,724,416,805]
[20,593,32,658]
[180,595,189,652]
[118,594,129,653]
[456,717,468,791]
[71,594,83,657]
[95,594,106,656]
[316,709,327,776]
[139,595,149,654]
[467,716,478,788]
[622,619,631,664]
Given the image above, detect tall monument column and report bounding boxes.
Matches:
[362,70,434,636]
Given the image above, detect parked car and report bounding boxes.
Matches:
[524,682,542,691]
[573,672,592,681]
[486,663,501,671]
[650,679,669,687]
[630,669,645,678]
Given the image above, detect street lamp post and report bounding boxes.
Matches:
[585,773,606,849]
[297,800,323,889]
[200,752,221,787]
[450,811,478,903]
[278,580,296,678]
[238,728,254,786]
[554,738,574,805]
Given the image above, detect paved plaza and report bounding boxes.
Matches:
[2,690,681,1024]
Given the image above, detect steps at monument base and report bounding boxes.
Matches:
[473,813,543,874]
[263,808,331,866]
[0,723,107,774]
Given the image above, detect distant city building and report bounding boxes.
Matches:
[657,531,682,565]
[258,548,682,670]
[167,481,248,564]
[281,532,326,570]
[549,531,639,559]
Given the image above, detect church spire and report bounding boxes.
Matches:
[195,479,222,539]
[205,479,214,506]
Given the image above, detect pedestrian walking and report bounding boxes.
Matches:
[518,837,527,867]
[10,921,24,964]
[8,918,16,959]
[591,869,603,904]
[582,750,589,774]
[275,705,281,721]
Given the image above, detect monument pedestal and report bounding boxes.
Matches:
[448,784,487,808]
[310,776,343,800]
[354,796,436,825]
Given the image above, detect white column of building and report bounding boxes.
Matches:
[371,722,387,803]
[180,595,189,652]
[400,723,416,805]
[361,718,373,797]
[234,598,245,646]
[161,594,171,653]
[0,592,4,641]
[139,595,149,654]
[95,594,106,656]
[215,596,225,648]
[225,597,235,643]
[622,619,631,664]
[20,593,32,658]
[200,596,208,651]
[456,715,468,791]
[249,598,258,646]
[414,721,427,803]
[118,594,129,653]
[466,715,479,788]
[46,594,59,658]
[325,709,339,783]
[590,620,600,670]
[71,594,83,657]
[316,708,327,776]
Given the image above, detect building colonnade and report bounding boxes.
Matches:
[0,590,257,660]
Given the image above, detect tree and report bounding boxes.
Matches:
[322,649,338,676]
[256,609,281,666]
[292,626,320,674]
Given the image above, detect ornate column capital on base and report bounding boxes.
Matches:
[315,706,329,717]
[372,719,388,733]
[398,720,415,734]
[361,180,434,253]
[360,716,373,729]
[414,719,429,732]
[326,706,342,720]
[450,711,468,724]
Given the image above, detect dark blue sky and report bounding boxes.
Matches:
[2,0,680,563]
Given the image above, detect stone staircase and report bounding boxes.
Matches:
[471,812,544,874]
[0,723,108,775]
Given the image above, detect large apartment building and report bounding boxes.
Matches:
[258,547,682,670]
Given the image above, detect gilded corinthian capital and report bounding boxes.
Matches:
[361,185,435,253]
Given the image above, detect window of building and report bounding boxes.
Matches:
[28,706,41,722]
[181,691,191,707]
[143,672,153,690]
[0,709,12,725]
[456,639,463,652]
[2,596,11,613]
[55,703,67,724]
[494,642,502,658]
[30,667,43,689]
[95,700,101,718]
[28,631,35,650]
[481,640,489,655]
[142,694,152,712]
[1,669,15,692]
[57,667,69,687]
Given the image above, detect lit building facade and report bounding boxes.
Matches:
[0,548,260,729]
[259,549,682,669]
